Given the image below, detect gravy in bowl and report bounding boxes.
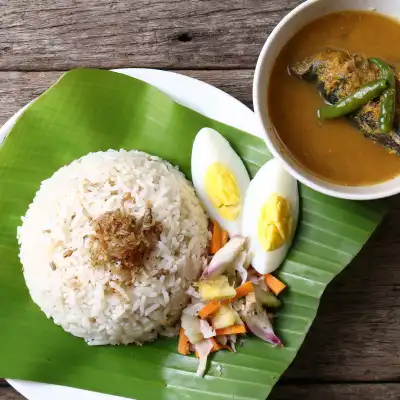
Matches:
[268,10,400,186]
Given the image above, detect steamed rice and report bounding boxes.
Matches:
[18,150,209,345]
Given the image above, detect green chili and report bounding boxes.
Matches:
[370,57,397,133]
[318,79,387,120]
[370,57,396,89]
[379,88,396,134]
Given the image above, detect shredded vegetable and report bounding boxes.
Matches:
[194,339,213,376]
[198,300,220,319]
[232,281,254,300]
[198,275,236,301]
[221,230,229,246]
[178,328,190,355]
[215,324,247,336]
[210,337,233,352]
[178,229,287,377]
[181,314,203,344]
[264,274,286,295]
[199,319,216,338]
[237,292,282,346]
[202,236,246,279]
[233,250,249,285]
[211,304,236,329]
[210,221,222,254]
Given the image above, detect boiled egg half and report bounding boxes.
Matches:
[191,128,250,237]
[242,159,299,274]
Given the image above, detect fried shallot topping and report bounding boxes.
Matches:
[90,205,162,271]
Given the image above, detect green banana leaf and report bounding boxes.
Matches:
[0,69,385,400]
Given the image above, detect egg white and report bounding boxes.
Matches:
[242,159,299,274]
[191,128,250,237]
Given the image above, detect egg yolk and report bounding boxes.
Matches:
[257,194,293,251]
[204,162,240,220]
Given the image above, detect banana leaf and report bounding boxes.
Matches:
[0,69,386,400]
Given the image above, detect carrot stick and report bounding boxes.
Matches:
[216,325,247,336]
[198,300,221,319]
[210,337,233,353]
[210,221,222,254]
[210,337,221,352]
[178,328,190,355]
[264,274,286,295]
[232,281,254,301]
[221,230,229,246]
[195,342,232,357]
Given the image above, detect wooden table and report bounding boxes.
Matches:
[1,1,399,399]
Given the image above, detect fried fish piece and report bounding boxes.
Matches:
[290,50,400,155]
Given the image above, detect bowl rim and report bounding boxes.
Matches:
[252,0,400,201]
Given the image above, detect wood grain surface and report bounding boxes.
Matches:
[0,0,302,70]
[1,383,400,400]
[1,0,400,399]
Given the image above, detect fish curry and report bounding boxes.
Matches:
[268,11,400,186]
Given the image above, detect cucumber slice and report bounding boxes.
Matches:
[254,285,281,308]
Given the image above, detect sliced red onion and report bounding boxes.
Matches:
[183,301,205,316]
[244,249,252,269]
[248,269,261,284]
[249,274,270,299]
[234,251,248,286]
[244,316,282,346]
[238,292,282,347]
[202,236,246,279]
[267,313,275,321]
[199,319,216,339]
[194,339,213,377]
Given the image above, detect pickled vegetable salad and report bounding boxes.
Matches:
[178,221,286,377]
[181,128,296,377]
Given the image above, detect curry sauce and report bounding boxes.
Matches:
[268,11,400,186]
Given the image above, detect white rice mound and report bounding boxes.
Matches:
[18,150,209,345]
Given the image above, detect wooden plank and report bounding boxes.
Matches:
[0,70,399,384]
[0,71,62,126]
[1,383,400,400]
[0,386,21,400]
[0,0,303,70]
[271,383,400,399]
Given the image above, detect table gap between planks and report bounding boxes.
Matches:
[0,1,399,399]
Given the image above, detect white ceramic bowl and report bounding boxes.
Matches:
[253,0,400,200]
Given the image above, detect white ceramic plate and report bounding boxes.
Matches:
[4,68,262,400]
